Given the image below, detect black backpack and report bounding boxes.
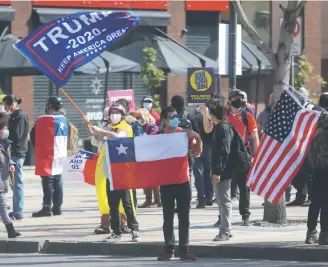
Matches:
[177,111,192,130]
[230,125,253,173]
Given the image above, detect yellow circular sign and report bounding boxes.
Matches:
[189,70,213,92]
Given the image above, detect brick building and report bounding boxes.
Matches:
[0,1,324,143]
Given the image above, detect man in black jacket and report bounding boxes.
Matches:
[207,96,234,242]
[3,95,29,221]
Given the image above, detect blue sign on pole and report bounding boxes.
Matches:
[14,11,139,88]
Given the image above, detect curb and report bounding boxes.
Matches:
[1,240,328,262]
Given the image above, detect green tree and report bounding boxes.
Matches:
[295,55,326,103]
[140,47,166,113]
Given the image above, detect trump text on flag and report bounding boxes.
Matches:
[14,11,139,88]
[187,68,215,104]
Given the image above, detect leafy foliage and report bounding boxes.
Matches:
[140,47,166,113]
[295,55,326,103]
[140,47,166,92]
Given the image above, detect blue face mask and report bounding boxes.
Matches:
[168,117,180,128]
[1,130,9,140]
[143,103,152,111]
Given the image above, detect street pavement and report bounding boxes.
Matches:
[1,254,328,267]
[0,168,326,262]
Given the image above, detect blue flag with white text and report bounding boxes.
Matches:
[14,11,139,87]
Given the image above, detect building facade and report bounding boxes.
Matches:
[0,1,324,140]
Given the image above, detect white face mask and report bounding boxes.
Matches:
[0,105,5,113]
[206,107,211,119]
[110,114,122,125]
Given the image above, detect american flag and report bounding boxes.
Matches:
[247,88,321,204]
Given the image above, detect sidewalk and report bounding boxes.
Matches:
[1,170,327,262]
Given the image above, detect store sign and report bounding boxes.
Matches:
[218,23,242,76]
[185,0,229,11]
[279,17,303,56]
[0,0,11,5]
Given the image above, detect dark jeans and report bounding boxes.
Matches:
[193,145,213,204]
[160,182,191,253]
[41,175,63,207]
[233,171,251,220]
[106,180,139,235]
[307,168,328,233]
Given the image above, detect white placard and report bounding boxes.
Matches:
[279,17,303,56]
[218,23,242,75]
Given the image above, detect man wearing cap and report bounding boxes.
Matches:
[227,89,259,226]
[141,96,160,126]
[0,95,9,126]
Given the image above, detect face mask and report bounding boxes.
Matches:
[0,105,4,113]
[110,114,122,125]
[143,103,152,111]
[1,130,9,140]
[168,117,180,128]
[206,107,211,119]
[231,99,242,109]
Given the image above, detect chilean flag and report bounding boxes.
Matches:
[63,150,98,186]
[35,115,69,176]
[105,132,189,191]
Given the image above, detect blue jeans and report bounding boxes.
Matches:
[11,156,25,218]
[193,146,213,204]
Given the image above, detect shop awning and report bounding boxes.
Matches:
[0,6,15,21]
[33,7,171,27]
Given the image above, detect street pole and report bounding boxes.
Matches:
[229,1,237,90]
[290,56,295,88]
[216,11,221,94]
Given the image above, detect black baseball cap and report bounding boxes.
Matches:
[228,89,244,100]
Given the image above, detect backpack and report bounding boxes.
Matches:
[130,120,144,136]
[67,122,79,155]
[177,111,192,130]
[229,125,253,173]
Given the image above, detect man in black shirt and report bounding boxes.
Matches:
[191,107,213,208]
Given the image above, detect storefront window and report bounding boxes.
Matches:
[240,1,271,46]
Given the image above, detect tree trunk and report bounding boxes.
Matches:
[230,0,306,224]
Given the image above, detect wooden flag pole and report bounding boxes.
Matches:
[58,87,92,126]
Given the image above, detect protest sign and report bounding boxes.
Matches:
[187,68,215,104]
[108,89,136,111]
[14,11,139,88]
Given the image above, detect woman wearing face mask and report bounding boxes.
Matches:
[0,122,21,238]
[85,103,140,242]
[141,96,160,126]
[2,95,29,221]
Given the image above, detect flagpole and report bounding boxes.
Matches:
[58,87,92,125]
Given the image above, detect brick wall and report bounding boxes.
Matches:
[166,1,186,104]
[11,0,34,127]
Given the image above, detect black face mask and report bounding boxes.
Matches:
[231,99,242,109]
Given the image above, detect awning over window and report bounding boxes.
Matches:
[33,7,171,27]
[0,6,15,21]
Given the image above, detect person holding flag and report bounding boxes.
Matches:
[85,102,140,242]
[30,96,70,217]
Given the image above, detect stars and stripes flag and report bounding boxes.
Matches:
[105,133,190,191]
[35,115,69,176]
[63,150,99,186]
[247,88,321,204]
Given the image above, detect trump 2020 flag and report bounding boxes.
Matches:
[105,133,190,191]
[35,115,69,176]
[14,11,139,87]
[63,150,98,186]
[247,88,321,204]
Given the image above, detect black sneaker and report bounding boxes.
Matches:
[243,218,250,226]
[52,205,62,216]
[180,251,197,261]
[94,225,110,235]
[196,203,206,209]
[103,233,122,242]
[32,207,52,218]
[286,200,305,207]
[131,230,140,242]
[206,201,213,206]
[157,252,175,261]
[9,212,24,221]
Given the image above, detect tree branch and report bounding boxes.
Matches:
[230,0,277,69]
